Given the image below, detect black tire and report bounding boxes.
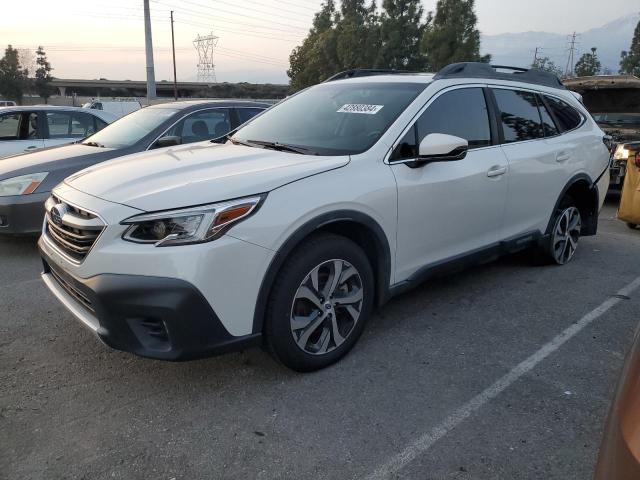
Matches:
[535,196,582,265]
[627,223,638,230]
[264,233,374,372]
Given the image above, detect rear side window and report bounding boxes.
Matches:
[237,107,264,124]
[537,95,559,137]
[544,96,582,132]
[493,89,543,143]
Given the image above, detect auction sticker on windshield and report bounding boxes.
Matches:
[337,104,384,115]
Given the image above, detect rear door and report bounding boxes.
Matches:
[0,110,44,158]
[492,88,570,237]
[390,86,509,281]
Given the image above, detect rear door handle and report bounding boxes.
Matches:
[556,152,571,163]
[487,165,507,177]
[24,145,38,151]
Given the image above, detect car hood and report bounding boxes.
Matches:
[0,143,117,181]
[65,142,350,211]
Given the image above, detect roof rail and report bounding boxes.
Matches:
[433,62,566,90]
[324,69,417,82]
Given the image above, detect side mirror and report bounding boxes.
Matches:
[418,133,468,161]
[155,135,182,148]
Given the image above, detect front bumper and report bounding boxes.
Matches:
[40,252,261,361]
[0,191,49,234]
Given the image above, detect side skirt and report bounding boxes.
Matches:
[388,231,541,298]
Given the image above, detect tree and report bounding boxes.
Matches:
[531,56,563,77]
[34,46,54,103]
[421,0,490,71]
[574,47,602,77]
[620,19,640,76]
[0,45,29,104]
[376,0,427,70]
[288,0,340,90]
[335,0,378,70]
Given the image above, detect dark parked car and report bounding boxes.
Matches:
[0,100,267,234]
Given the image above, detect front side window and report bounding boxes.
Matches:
[233,82,427,156]
[493,89,544,143]
[417,88,491,148]
[166,109,232,143]
[70,112,98,137]
[390,88,491,161]
[0,113,21,140]
[82,107,179,148]
[544,96,583,132]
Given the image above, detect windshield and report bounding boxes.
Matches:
[593,113,640,127]
[82,108,178,148]
[232,82,427,155]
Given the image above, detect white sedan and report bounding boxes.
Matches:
[0,106,116,159]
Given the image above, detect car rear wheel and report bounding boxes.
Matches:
[546,199,582,265]
[265,233,374,372]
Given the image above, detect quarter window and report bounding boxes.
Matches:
[544,96,582,132]
[493,89,544,143]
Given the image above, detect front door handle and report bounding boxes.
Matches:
[556,152,571,163]
[487,165,507,177]
[24,145,38,151]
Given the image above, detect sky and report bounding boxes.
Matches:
[1,0,639,84]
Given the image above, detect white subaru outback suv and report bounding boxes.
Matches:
[39,63,610,372]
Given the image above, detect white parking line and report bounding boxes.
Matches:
[366,275,640,480]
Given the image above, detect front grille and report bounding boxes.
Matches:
[44,195,105,262]
[49,267,95,313]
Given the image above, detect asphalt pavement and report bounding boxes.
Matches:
[1,200,639,480]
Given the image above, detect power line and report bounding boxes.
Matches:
[153,0,311,31]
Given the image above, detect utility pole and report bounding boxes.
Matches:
[532,47,539,67]
[171,10,178,101]
[143,0,156,102]
[565,32,578,78]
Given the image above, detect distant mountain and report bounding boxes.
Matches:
[481,13,640,74]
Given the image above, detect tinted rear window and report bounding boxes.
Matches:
[544,96,583,132]
[493,89,543,143]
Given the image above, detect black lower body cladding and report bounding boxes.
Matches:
[40,253,260,361]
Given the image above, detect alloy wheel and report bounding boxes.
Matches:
[290,259,364,355]
[552,206,581,264]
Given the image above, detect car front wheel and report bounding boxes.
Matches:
[265,233,374,372]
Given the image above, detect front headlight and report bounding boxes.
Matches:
[613,145,630,160]
[121,195,264,246]
[0,172,48,197]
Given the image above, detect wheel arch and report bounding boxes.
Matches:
[252,210,392,335]
[546,173,599,237]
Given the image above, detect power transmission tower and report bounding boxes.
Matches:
[193,33,218,84]
[143,0,156,101]
[532,47,540,66]
[564,32,579,78]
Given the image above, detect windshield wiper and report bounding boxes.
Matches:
[83,141,105,148]
[227,136,256,148]
[246,140,316,155]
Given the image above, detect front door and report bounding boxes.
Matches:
[390,86,509,282]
